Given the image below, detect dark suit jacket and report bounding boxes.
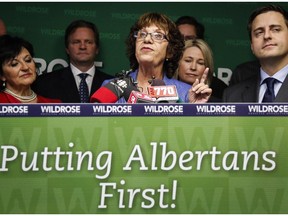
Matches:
[223,73,288,102]
[229,60,260,86]
[209,76,228,102]
[32,66,114,103]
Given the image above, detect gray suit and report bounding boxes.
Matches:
[223,73,288,102]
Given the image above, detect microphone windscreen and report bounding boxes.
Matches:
[127,91,155,103]
[123,85,139,101]
[90,85,119,103]
[91,76,139,103]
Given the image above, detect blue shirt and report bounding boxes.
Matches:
[102,70,191,103]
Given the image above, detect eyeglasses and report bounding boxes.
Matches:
[134,31,169,42]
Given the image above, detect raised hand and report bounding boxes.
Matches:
[188,67,212,103]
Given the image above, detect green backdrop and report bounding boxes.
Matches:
[1,2,287,84]
[1,114,288,213]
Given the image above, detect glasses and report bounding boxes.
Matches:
[134,31,169,42]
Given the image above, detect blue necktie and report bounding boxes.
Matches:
[262,77,277,103]
[79,73,89,103]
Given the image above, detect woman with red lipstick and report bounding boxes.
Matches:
[99,12,212,103]
[0,35,61,103]
[126,12,212,103]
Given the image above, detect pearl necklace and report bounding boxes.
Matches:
[4,88,37,102]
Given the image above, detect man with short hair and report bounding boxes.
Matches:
[175,15,205,40]
[32,20,113,103]
[223,5,288,102]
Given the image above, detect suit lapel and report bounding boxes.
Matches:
[242,76,260,102]
[62,67,81,102]
[275,74,288,102]
[90,68,108,97]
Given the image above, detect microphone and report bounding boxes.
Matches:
[127,90,155,103]
[90,77,137,103]
[147,79,179,103]
[125,79,157,104]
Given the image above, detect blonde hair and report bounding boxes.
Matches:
[175,39,214,85]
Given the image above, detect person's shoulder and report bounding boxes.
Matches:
[0,91,8,103]
[235,60,260,69]
[95,68,114,79]
[211,76,228,88]
[37,94,62,103]
[226,75,258,92]
[230,60,260,86]
[37,67,69,79]
[223,75,259,102]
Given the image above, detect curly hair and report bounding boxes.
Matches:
[126,12,184,78]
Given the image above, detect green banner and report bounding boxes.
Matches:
[1,116,288,213]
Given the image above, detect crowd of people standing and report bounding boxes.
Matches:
[1,4,288,104]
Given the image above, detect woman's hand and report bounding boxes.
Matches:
[188,67,212,103]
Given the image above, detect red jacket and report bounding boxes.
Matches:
[0,92,61,103]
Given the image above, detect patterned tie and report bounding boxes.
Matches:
[262,77,277,103]
[79,73,89,103]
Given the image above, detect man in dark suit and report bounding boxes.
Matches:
[32,20,113,103]
[223,4,288,103]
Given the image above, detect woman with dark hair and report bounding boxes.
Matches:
[0,35,61,103]
[99,12,211,103]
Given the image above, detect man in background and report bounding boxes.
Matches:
[223,5,288,102]
[175,15,205,40]
[32,20,113,103]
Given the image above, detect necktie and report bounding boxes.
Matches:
[262,77,277,103]
[79,73,89,103]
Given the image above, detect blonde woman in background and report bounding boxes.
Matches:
[175,39,227,102]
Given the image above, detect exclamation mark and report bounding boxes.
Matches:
[170,180,177,208]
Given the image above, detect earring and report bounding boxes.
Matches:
[166,58,169,62]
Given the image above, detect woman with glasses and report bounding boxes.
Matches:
[96,12,211,103]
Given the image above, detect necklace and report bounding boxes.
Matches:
[4,88,37,102]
